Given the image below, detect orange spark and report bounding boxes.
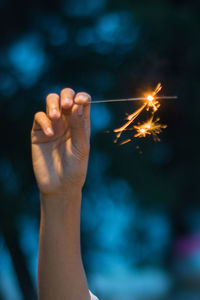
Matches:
[134,117,167,141]
[119,139,131,146]
[152,82,162,96]
[114,103,146,132]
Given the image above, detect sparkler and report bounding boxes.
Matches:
[111,83,175,144]
[88,83,177,145]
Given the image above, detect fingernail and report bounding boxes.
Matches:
[46,127,54,135]
[77,105,83,116]
[51,108,58,116]
[64,98,72,105]
[78,95,90,103]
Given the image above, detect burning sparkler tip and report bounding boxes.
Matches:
[147,95,154,101]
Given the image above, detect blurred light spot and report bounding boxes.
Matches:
[65,0,105,17]
[91,104,111,134]
[134,211,171,263]
[109,178,134,202]
[92,179,134,250]
[97,199,132,249]
[88,251,130,274]
[91,268,170,300]
[76,12,138,54]
[95,12,138,45]
[84,172,134,250]
[8,35,47,87]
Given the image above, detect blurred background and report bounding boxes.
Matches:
[0,0,200,299]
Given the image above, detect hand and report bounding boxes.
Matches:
[31,88,91,197]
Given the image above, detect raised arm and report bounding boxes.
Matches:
[31,88,91,300]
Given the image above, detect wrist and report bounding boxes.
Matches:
[40,188,82,222]
[40,186,82,201]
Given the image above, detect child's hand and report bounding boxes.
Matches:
[31,88,91,197]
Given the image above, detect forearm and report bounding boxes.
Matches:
[38,189,90,300]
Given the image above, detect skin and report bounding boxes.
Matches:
[31,88,92,300]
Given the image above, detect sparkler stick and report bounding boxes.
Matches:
[88,96,177,104]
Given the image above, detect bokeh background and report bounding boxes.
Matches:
[0,0,200,299]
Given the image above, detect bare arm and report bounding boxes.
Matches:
[31,88,91,300]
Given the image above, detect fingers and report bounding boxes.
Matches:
[60,88,74,112]
[46,93,60,120]
[33,89,91,143]
[46,89,90,119]
[32,112,54,136]
[46,89,75,122]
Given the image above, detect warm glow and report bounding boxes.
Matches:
[134,118,167,141]
[147,95,154,101]
[140,128,146,133]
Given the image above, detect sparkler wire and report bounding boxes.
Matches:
[86,82,177,144]
[88,96,177,104]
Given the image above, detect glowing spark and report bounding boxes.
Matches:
[152,82,162,96]
[147,95,154,101]
[134,118,167,141]
[119,139,131,146]
[145,83,162,112]
[114,104,146,132]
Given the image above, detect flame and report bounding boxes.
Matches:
[113,82,167,144]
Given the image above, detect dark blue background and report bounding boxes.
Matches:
[0,0,200,299]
